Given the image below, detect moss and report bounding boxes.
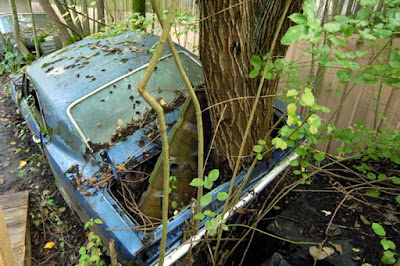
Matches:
[65,34,81,46]
[37,33,49,43]
[51,48,68,58]
[41,62,50,68]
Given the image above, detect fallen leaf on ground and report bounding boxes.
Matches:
[309,246,329,260]
[360,214,371,225]
[323,247,335,256]
[19,160,27,167]
[329,241,343,255]
[322,210,332,216]
[44,241,55,249]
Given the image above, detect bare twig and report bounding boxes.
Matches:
[137,1,179,264]
[151,0,205,231]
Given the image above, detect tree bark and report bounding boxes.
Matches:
[132,0,146,17]
[66,0,84,34]
[97,0,105,28]
[27,0,40,58]
[199,0,302,171]
[38,0,71,45]
[54,0,83,38]
[81,0,91,36]
[8,0,31,58]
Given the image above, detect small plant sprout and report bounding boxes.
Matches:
[371,223,398,265]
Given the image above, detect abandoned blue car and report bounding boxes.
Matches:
[11,31,299,265]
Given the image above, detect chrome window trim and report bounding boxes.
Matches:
[66,51,201,152]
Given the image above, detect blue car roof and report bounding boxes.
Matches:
[27,32,182,118]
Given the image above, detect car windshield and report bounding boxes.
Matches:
[68,52,204,146]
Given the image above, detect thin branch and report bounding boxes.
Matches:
[137,1,179,264]
[151,0,205,232]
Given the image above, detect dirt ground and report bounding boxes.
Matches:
[0,75,85,265]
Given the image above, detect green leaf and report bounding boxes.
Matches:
[381,239,396,250]
[287,103,297,117]
[323,21,342,33]
[272,137,288,150]
[396,195,400,204]
[258,139,266,146]
[309,125,318,135]
[330,36,347,47]
[204,210,215,217]
[337,70,351,83]
[253,145,263,153]
[190,178,204,187]
[289,13,307,24]
[367,172,376,180]
[94,219,103,224]
[303,0,317,21]
[372,28,392,39]
[314,153,325,162]
[250,55,262,70]
[320,44,330,56]
[217,192,229,201]
[365,189,380,198]
[356,50,368,57]
[290,160,299,167]
[359,29,377,41]
[204,177,213,189]
[257,154,263,161]
[372,223,386,236]
[79,247,87,255]
[200,194,212,206]
[281,24,308,45]
[301,88,315,107]
[208,169,219,182]
[381,250,396,264]
[360,0,378,7]
[295,147,308,156]
[293,170,302,175]
[171,201,178,209]
[393,177,400,185]
[249,69,259,78]
[286,89,299,97]
[194,213,205,220]
[377,174,387,180]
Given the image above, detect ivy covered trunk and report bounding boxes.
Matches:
[199,0,302,170]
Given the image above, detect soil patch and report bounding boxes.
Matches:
[0,74,86,265]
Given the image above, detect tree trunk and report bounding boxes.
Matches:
[27,0,40,58]
[54,0,83,38]
[8,0,31,58]
[38,0,71,45]
[97,0,105,28]
[199,0,302,171]
[66,0,84,34]
[132,0,146,17]
[81,0,91,36]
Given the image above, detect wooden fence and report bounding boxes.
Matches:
[284,39,400,153]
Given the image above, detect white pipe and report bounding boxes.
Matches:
[155,150,299,266]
